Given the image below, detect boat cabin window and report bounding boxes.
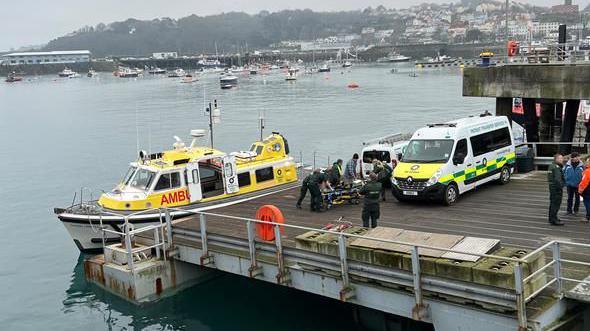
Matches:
[238,172,251,187]
[154,172,181,191]
[255,167,274,183]
[129,168,156,190]
[363,150,391,163]
[122,166,137,185]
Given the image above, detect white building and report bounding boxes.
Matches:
[152,52,178,59]
[1,50,91,65]
[531,22,560,36]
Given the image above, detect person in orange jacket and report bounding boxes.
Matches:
[578,156,590,221]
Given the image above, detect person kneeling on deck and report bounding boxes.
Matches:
[548,153,565,226]
[578,156,590,222]
[360,172,382,228]
[309,170,330,212]
[296,169,319,209]
[564,152,584,215]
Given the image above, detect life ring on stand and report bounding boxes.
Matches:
[255,205,285,241]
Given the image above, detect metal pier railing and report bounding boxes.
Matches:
[94,206,590,329]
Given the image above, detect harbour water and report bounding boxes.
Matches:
[0,65,493,330]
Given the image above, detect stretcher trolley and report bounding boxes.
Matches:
[321,180,363,210]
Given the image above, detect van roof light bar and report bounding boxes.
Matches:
[426,123,457,128]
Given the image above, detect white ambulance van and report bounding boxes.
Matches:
[360,133,411,179]
[391,114,516,205]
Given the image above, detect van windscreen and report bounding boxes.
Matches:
[401,139,454,163]
[363,151,391,163]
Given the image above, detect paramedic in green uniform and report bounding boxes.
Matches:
[360,172,382,228]
[296,169,319,209]
[309,171,329,212]
[548,153,565,226]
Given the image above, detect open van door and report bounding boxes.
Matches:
[223,155,239,194]
[186,162,202,203]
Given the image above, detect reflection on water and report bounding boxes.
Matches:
[62,256,357,331]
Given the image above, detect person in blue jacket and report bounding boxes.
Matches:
[564,152,584,215]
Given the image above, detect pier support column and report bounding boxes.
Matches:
[560,100,580,155]
[495,97,512,123]
[539,103,556,141]
[523,98,539,142]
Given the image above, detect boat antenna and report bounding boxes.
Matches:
[135,102,140,155]
[259,110,265,141]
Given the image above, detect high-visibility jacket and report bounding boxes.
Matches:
[578,166,590,195]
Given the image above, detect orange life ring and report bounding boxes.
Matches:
[255,205,285,241]
[507,41,518,57]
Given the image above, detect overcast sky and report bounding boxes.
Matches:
[0,0,583,51]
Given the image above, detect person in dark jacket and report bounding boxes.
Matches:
[563,152,584,215]
[360,172,382,228]
[296,169,319,209]
[309,171,330,212]
[548,153,565,226]
[377,161,393,201]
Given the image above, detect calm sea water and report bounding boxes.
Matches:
[0,65,493,331]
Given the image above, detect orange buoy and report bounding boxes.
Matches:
[347,83,359,88]
[255,205,285,241]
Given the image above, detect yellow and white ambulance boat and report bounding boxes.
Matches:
[54,130,298,252]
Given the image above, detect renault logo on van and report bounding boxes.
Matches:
[407,177,413,183]
[411,165,420,170]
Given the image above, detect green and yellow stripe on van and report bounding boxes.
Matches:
[439,152,516,185]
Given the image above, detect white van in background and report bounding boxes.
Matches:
[360,133,411,179]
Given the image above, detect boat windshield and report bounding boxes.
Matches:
[128,168,156,190]
[401,139,454,163]
[122,166,137,185]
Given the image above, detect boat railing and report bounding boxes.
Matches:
[97,206,588,327]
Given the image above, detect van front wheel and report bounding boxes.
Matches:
[443,183,459,206]
[498,166,511,185]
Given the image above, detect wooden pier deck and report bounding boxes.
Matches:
[173,171,590,261]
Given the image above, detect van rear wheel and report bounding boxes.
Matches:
[443,183,458,206]
[498,166,511,185]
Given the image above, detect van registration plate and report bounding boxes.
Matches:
[403,190,418,196]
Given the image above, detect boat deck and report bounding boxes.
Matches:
[173,171,590,261]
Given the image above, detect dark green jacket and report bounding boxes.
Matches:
[309,172,328,186]
[547,162,565,189]
[360,180,382,206]
[377,164,393,183]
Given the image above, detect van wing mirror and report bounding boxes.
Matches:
[397,153,403,160]
[453,153,466,165]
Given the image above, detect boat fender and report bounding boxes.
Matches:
[255,205,285,241]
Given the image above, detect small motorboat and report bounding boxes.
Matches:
[220,74,238,87]
[342,61,352,68]
[87,69,97,77]
[69,72,81,78]
[168,68,186,78]
[318,64,331,72]
[58,67,76,78]
[148,67,166,74]
[285,68,297,81]
[221,84,234,89]
[181,74,198,83]
[5,72,23,83]
[347,83,360,88]
[118,67,140,78]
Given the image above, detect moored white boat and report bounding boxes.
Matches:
[54,131,298,252]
